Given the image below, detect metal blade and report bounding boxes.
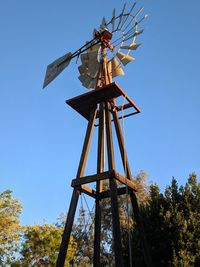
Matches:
[78,74,88,83]
[121,7,144,36]
[93,28,98,38]
[78,65,88,75]
[85,78,97,89]
[120,2,137,32]
[87,42,100,53]
[133,6,144,20]
[111,8,116,32]
[87,60,100,78]
[85,42,100,78]
[43,52,72,88]
[116,3,127,31]
[124,29,144,42]
[80,53,89,67]
[110,57,125,78]
[81,75,97,89]
[129,2,137,15]
[116,51,135,66]
[124,14,147,37]
[87,52,98,63]
[82,76,97,89]
[101,16,107,30]
[120,42,142,50]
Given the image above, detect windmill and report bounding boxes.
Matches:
[43,2,152,267]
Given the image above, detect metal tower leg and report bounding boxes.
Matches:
[112,108,153,267]
[56,108,97,267]
[93,103,105,267]
[105,102,124,267]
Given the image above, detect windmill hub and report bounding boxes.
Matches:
[94,30,114,51]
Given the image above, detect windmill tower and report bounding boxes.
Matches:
[43,2,152,267]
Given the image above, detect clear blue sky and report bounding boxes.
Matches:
[0,0,200,225]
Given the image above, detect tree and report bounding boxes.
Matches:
[130,173,200,267]
[71,205,95,266]
[19,222,77,266]
[0,190,22,266]
[2,172,198,266]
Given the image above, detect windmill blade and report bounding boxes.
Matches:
[111,8,116,32]
[128,2,137,16]
[78,74,89,84]
[119,2,136,31]
[121,7,144,35]
[43,52,72,88]
[86,45,100,78]
[115,3,127,32]
[80,53,89,67]
[133,6,144,20]
[78,42,100,83]
[123,29,144,42]
[78,73,97,89]
[111,14,145,47]
[87,42,100,53]
[110,57,125,78]
[124,14,147,37]
[85,77,97,89]
[87,60,100,78]
[78,65,88,75]
[87,50,99,61]
[93,28,98,38]
[101,16,107,30]
[116,51,135,66]
[79,74,97,89]
[120,42,142,50]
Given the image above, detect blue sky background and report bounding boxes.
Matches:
[0,0,200,225]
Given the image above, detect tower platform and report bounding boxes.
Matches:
[66,82,141,120]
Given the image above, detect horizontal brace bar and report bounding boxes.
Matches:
[116,103,132,111]
[99,186,129,199]
[71,170,115,187]
[81,185,96,199]
[116,111,140,120]
[95,111,139,127]
[114,171,137,192]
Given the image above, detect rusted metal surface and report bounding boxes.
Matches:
[71,169,137,191]
[81,185,96,199]
[56,108,97,267]
[66,82,141,120]
[112,107,153,267]
[71,170,114,187]
[93,103,105,266]
[114,171,137,191]
[105,102,124,267]
[99,186,129,199]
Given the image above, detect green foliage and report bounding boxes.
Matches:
[72,207,94,266]
[19,223,76,266]
[131,173,200,267]
[1,172,199,266]
[0,190,22,266]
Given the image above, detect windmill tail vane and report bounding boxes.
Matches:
[43,1,148,89]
